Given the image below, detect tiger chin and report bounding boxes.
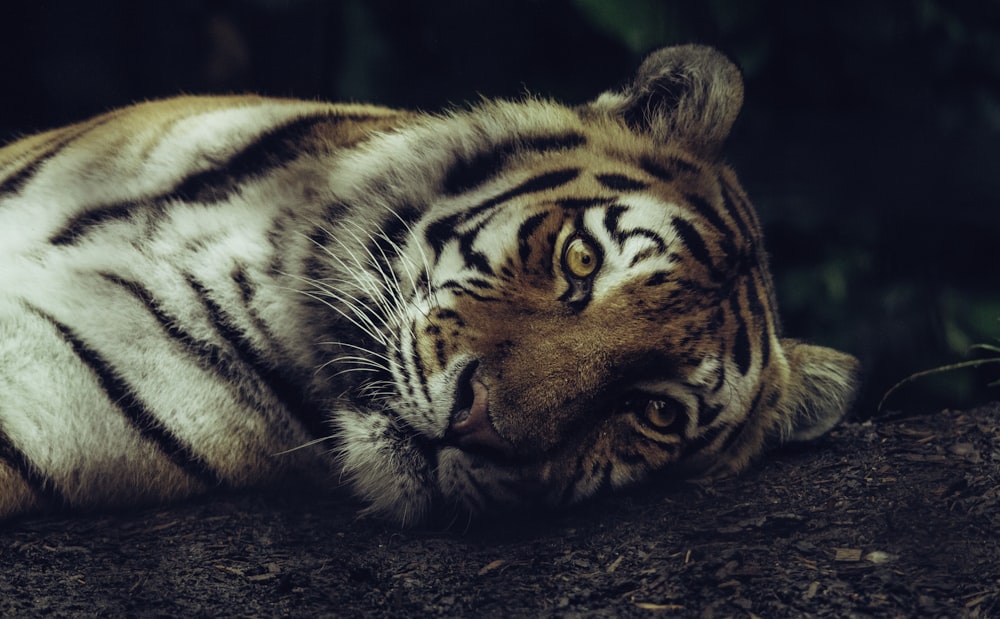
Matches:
[0,45,858,527]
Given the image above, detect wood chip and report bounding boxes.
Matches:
[477,559,506,576]
[803,581,820,600]
[214,565,244,576]
[833,548,862,562]
[634,602,684,611]
[145,520,180,533]
[865,551,893,564]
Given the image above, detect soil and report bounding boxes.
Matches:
[2,403,999,618]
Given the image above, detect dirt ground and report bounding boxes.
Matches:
[2,403,999,618]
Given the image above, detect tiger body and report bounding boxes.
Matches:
[0,47,858,525]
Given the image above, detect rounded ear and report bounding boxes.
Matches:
[775,339,861,443]
[589,45,744,158]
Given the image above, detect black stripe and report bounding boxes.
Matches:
[639,157,676,184]
[105,274,210,353]
[50,202,141,246]
[602,204,628,244]
[615,438,656,466]
[595,460,615,493]
[186,276,328,438]
[465,278,494,289]
[730,294,753,376]
[765,389,781,410]
[644,271,670,287]
[595,173,648,192]
[51,113,359,246]
[104,273,303,437]
[556,197,613,210]
[440,281,500,303]
[620,431,676,466]
[559,449,593,506]
[683,193,732,239]
[639,155,698,184]
[303,205,346,252]
[696,395,725,427]
[685,188,745,280]
[304,220,335,284]
[36,309,223,488]
[164,112,353,205]
[442,132,586,195]
[394,333,416,400]
[458,229,493,275]
[719,179,755,245]
[721,175,761,242]
[490,168,580,210]
[708,332,727,394]
[371,204,422,263]
[265,207,293,277]
[618,228,667,253]
[408,316,434,406]
[666,156,699,175]
[680,424,727,459]
[468,169,581,228]
[232,266,256,306]
[0,423,63,506]
[435,308,463,324]
[710,341,728,393]
[425,168,580,256]
[744,275,771,367]
[424,323,446,368]
[516,211,550,266]
[424,213,461,256]
[671,217,716,275]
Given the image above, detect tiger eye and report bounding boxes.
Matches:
[564,237,599,279]
[645,400,677,429]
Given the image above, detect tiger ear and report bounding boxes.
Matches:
[774,339,861,443]
[590,44,744,158]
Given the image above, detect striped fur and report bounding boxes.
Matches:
[0,46,858,525]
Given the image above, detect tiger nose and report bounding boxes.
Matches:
[447,371,514,456]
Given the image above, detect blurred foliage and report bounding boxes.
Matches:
[0,0,997,415]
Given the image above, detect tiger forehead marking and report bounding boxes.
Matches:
[0,46,859,526]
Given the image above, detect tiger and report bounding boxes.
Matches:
[0,45,858,526]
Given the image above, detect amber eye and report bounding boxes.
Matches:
[563,236,600,279]
[644,399,678,430]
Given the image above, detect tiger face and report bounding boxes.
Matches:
[327,46,859,524]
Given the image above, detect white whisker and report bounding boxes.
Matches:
[273,434,338,456]
[318,340,394,365]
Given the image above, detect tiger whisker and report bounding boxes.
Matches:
[273,434,339,456]
[317,223,402,318]
[318,340,395,365]
[296,225,400,324]
[377,203,436,303]
[292,287,388,347]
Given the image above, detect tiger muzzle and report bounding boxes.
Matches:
[445,361,516,459]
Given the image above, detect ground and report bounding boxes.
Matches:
[2,403,999,618]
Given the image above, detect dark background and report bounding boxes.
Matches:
[2,0,997,415]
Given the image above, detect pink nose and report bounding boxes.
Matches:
[447,378,514,455]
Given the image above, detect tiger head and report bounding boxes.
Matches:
[328,45,859,525]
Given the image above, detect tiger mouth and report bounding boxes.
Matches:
[444,360,517,460]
